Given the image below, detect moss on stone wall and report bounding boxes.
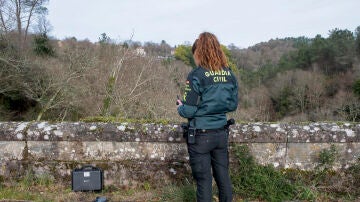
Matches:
[80,116,170,124]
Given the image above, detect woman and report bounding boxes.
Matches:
[177,32,238,202]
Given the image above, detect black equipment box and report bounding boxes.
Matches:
[72,165,103,192]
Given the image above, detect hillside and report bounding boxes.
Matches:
[230,38,297,70]
[1,27,360,122]
[229,30,360,122]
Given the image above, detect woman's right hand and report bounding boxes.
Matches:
[177,99,183,106]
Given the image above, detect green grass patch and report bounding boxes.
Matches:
[158,183,196,202]
[231,145,301,202]
[0,188,42,201]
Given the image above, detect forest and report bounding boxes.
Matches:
[0,0,359,123]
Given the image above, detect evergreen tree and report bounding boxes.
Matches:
[33,33,54,56]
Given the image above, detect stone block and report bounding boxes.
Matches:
[27,141,84,161]
[285,143,360,170]
[0,141,26,160]
[251,143,287,168]
[82,142,188,162]
[0,160,26,179]
[0,122,29,141]
[287,123,360,143]
[26,141,189,162]
[229,123,287,143]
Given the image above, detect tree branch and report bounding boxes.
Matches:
[128,58,153,96]
[24,0,38,41]
[0,6,9,33]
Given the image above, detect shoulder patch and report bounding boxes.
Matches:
[182,71,200,106]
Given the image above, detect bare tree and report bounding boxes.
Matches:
[35,14,51,34]
[292,70,325,118]
[0,0,12,33]
[101,33,137,116]
[18,40,96,121]
[0,0,49,46]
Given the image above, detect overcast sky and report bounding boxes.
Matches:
[47,0,360,48]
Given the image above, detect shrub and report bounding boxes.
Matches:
[340,102,360,122]
[231,145,300,202]
[33,33,54,56]
[317,144,338,170]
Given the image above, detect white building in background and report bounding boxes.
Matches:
[57,41,63,48]
[135,47,146,56]
[170,50,175,56]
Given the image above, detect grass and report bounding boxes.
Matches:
[231,145,299,202]
[157,183,196,202]
[0,172,193,202]
[0,182,157,202]
[1,175,359,202]
[0,181,248,202]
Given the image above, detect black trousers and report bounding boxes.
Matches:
[187,129,233,202]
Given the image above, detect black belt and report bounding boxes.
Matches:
[196,128,226,134]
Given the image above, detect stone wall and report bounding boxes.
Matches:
[0,122,359,187]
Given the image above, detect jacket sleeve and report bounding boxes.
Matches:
[177,73,201,118]
[228,72,239,112]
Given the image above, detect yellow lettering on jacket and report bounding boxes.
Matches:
[205,70,230,77]
[213,76,227,82]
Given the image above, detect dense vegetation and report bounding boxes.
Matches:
[0,0,359,122]
[1,27,360,122]
[233,28,360,122]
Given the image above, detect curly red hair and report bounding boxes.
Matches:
[193,32,228,71]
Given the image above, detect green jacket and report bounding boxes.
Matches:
[177,66,238,129]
